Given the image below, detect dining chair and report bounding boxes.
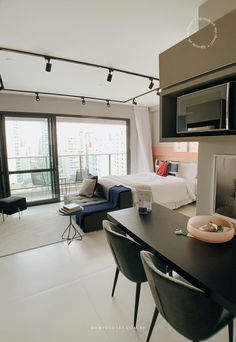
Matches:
[140,250,234,342]
[103,219,147,327]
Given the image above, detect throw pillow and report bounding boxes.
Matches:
[79,178,97,197]
[168,161,180,177]
[157,161,170,177]
[88,174,98,195]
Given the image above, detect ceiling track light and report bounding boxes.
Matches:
[82,97,86,105]
[106,100,111,108]
[149,78,154,89]
[0,75,3,90]
[156,88,161,96]
[107,69,113,82]
[132,98,137,105]
[35,92,40,101]
[45,57,52,72]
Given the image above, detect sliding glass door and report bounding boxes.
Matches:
[56,117,128,194]
[4,116,59,204]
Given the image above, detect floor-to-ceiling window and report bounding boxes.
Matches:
[0,115,6,198]
[4,116,59,204]
[0,113,129,204]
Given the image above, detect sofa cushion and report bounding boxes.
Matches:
[64,194,106,206]
[79,178,97,197]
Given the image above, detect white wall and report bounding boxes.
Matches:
[0,93,138,173]
[149,105,173,148]
[196,0,236,215]
[197,142,236,214]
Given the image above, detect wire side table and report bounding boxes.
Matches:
[58,207,83,245]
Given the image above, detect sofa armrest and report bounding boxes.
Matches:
[117,190,132,209]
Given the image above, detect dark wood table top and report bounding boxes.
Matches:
[108,203,236,315]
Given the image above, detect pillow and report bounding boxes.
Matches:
[157,161,170,177]
[79,178,97,197]
[169,161,180,176]
[180,163,198,180]
[155,159,180,176]
[154,159,161,173]
[88,174,98,194]
[88,174,98,182]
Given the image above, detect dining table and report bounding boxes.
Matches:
[107,203,236,315]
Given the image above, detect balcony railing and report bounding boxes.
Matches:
[8,153,127,202]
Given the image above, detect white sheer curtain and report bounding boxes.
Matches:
[134,106,153,173]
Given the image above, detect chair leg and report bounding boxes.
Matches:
[134,283,141,327]
[228,320,233,342]
[146,307,159,342]
[111,267,119,297]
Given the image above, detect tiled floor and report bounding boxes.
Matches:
[0,203,232,341]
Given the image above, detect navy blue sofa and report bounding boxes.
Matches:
[74,185,132,232]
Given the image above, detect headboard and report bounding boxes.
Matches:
[155,159,198,179]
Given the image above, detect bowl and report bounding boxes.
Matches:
[187,215,234,243]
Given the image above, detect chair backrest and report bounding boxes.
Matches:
[103,220,146,283]
[31,173,47,186]
[140,251,224,341]
[75,170,82,183]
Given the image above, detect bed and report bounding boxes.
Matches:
[99,163,197,210]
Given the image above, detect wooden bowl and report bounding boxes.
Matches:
[187,215,234,243]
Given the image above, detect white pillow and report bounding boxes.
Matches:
[180,163,198,180]
[79,178,97,197]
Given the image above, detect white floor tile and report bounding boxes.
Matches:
[0,204,232,342]
[0,280,111,342]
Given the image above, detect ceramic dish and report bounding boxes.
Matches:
[187,215,234,243]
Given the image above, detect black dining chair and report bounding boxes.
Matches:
[103,219,147,327]
[140,250,235,342]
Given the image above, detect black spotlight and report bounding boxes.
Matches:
[132,98,137,105]
[148,78,154,89]
[106,100,111,108]
[45,57,52,72]
[82,97,86,105]
[35,92,40,101]
[107,69,113,82]
[156,88,161,96]
[0,75,4,90]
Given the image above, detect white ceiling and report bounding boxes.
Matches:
[0,0,205,107]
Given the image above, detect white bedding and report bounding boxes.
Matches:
[100,172,196,209]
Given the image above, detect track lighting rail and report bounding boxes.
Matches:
[2,87,124,103]
[1,86,160,106]
[0,47,160,105]
[0,47,159,81]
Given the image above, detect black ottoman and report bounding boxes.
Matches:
[0,196,27,221]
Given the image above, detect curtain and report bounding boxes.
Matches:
[134,106,153,173]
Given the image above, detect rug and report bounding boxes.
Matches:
[0,202,84,257]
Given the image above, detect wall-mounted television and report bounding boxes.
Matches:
[176,82,236,134]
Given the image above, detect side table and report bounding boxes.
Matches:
[58,207,83,244]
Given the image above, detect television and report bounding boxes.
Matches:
[176,82,236,134]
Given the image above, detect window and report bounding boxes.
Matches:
[56,117,127,193]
